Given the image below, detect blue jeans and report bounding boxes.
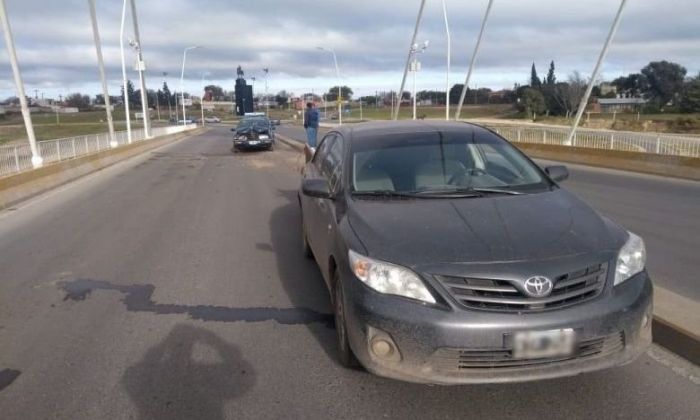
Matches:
[306,127,318,148]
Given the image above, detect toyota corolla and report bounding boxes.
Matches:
[298,121,652,384]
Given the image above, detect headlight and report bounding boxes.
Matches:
[348,250,436,304]
[614,231,646,286]
[259,134,270,140]
[237,135,247,140]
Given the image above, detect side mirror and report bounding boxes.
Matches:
[273,119,281,126]
[302,178,332,199]
[545,165,569,182]
[230,128,236,132]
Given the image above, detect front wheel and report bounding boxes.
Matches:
[334,272,359,368]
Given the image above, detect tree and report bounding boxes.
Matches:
[94,94,105,105]
[530,63,542,89]
[203,85,225,101]
[641,61,687,109]
[551,71,588,117]
[611,73,647,98]
[65,93,91,110]
[325,86,353,101]
[121,80,137,106]
[680,73,700,113]
[161,82,173,106]
[518,88,546,118]
[546,61,556,86]
[275,90,289,107]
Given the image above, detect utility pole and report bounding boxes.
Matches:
[119,0,131,143]
[442,0,451,120]
[88,0,116,147]
[163,72,171,120]
[394,0,426,120]
[129,0,150,137]
[0,0,42,167]
[455,0,494,120]
[263,68,269,116]
[566,0,627,146]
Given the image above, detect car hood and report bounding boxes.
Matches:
[347,189,625,267]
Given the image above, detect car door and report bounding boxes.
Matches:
[302,133,335,257]
[314,133,344,280]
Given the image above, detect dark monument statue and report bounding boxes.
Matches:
[234,66,254,116]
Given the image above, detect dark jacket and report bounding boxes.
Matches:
[304,108,320,129]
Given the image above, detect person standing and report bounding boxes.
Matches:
[304,102,320,148]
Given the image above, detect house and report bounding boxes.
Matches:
[597,96,647,113]
[0,105,5,116]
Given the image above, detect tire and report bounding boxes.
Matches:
[333,271,359,368]
[301,210,313,259]
[267,143,274,152]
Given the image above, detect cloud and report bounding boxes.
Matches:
[0,0,699,98]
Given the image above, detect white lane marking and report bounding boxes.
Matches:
[647,345,700,386]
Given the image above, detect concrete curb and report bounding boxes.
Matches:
[276,133,304,151]
[0,127,206,209]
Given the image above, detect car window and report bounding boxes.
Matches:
[323,135,344,192]
[351,130,546,193]
[313,134,335,171]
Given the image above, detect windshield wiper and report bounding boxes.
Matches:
[411,187,524,197]
[351,190,420,198]
[469,187,524,195]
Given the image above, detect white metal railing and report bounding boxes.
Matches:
[0,124,197,178]
[482,124,700,158]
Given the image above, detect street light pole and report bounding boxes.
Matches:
[394,0,427,121]
[129,0,150,138]
[119,0,131,143]
[200,71,208,126]
[0,0,41,167]
[317,47,342,125]
[409,41,428,120]
[455,0,494,120]
[263,68,269,116]
[566,0,627,146]
[180,46,199,125]
[88,0,116,147]
[441,0,451,121]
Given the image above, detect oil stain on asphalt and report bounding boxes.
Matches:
[0,369,21,392]
[59,279,334,327]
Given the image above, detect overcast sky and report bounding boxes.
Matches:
[1,0,699,100]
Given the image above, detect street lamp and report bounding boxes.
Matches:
[410,40,429,120]
[119,0,132,143]
[200,71,209,125]
[263,68,269,116]
[441,0,451,121]
[129,38,149,134]
[317,46,342,125]
[180,45,200,125]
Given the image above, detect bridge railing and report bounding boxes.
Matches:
[483,124,700,158]
[0,125,197,178]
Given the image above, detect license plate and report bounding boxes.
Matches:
[248,140,260,145]
[512,329,575,360]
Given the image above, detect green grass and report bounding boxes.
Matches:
[319,104,514,122]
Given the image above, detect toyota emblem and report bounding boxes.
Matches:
[523,276,553,297]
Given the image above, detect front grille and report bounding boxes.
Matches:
[435,263,608,312]
[433,332,624,371]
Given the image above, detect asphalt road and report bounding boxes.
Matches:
[1,127,699,420]
[277,124,700,301]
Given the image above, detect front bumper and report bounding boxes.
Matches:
[342,266,653,385]
[233,138,273,149]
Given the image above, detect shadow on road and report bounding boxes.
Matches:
[122,324,254,420]
[268,189,338,362]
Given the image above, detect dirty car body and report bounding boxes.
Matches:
[232,117,275,151]
[298,121,652,385]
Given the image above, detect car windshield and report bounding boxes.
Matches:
[238,118,269,129]
[351,129,549,195]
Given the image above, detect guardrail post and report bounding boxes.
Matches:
[543,130,547,144]
[71,138,76,158]
[610,134,615,150]
[517,128,521,142]
[84,136,89,154]
[572,132,577,147]
[13,146,20,171]
[655,135,661,154]
[56,141,61,161]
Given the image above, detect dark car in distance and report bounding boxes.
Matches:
[298,121,652,384]
[231,116,276,152]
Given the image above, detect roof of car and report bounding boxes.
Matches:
[333,120,487,141]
